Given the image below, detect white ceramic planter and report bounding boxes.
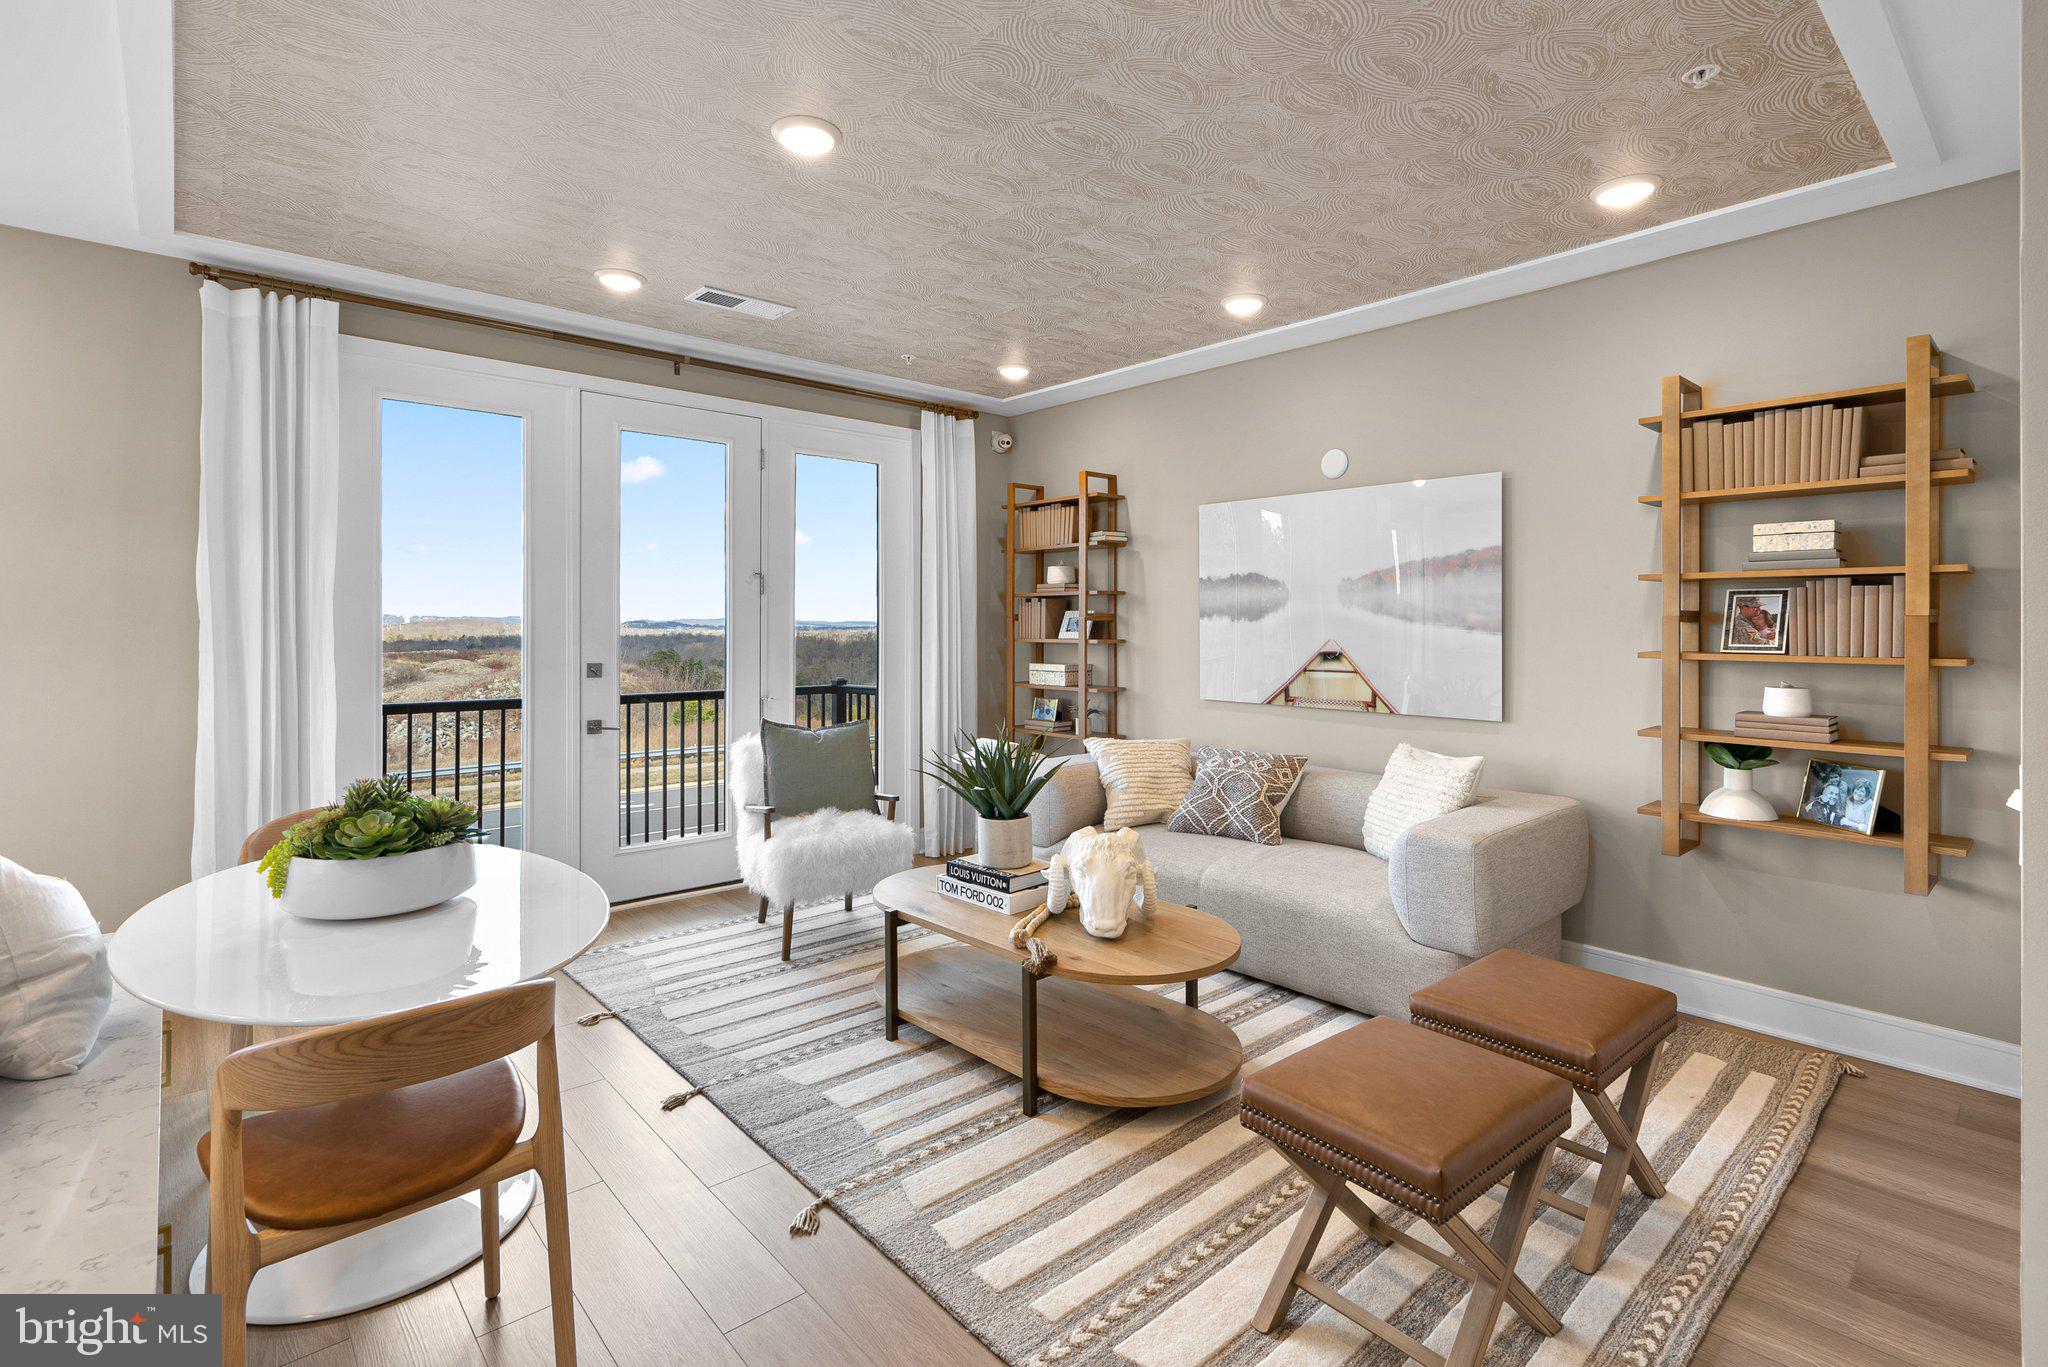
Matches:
[279,842,478,921]
[1698,768,1778,822]
[975,815,1035,871]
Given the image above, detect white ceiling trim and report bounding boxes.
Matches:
[0,0,2018,419]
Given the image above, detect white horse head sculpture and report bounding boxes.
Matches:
[1045,826,1157,940]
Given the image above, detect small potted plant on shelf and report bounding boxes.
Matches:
[259,775,481,920]
[920,722,1066,870]
[1698,743,1778,822]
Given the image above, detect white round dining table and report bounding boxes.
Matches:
[109,844,610,1324]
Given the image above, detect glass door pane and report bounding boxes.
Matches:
[793,453,880,772]
[378,398,525,846]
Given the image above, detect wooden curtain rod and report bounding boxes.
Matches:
[187,262,980,420]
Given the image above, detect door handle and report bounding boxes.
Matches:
[585,720,621,735]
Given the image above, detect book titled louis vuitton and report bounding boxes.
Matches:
[944,858,1049,893]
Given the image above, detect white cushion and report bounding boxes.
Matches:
[0,856,113,1079]
[1361,744,1485,860]
[1083,738,1194,829]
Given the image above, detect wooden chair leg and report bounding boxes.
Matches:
[757,895,768,925]
[844,892,854,914]
[781,904,795,961]
[479,1179,502,1300]
[534,1035,579,1367]
[1573,1055,1662,1274]
[1253,1179,1334,1333]
[1445,1145,1552,1367]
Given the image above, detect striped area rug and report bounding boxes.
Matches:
[566,899,1850,1366]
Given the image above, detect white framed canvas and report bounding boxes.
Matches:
[1197,472,1503,721]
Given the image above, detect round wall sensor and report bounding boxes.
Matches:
[1320,449,1349,479]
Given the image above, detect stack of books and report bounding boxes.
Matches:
[1014,598,1053,638]
[1781,576,1905,657]
[1733,710,1840,744]
[1034,581,1070,594]
[937,858,1049,914]
[1747,519,1842,570]
[1857,449,1977,479]
[1088,530,1128,547]
[1016,504,1079,551]
[1679,402,1864,491]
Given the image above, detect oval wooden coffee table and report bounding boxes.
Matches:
[871,866,1242,1115]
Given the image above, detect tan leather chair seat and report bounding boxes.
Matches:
[1240,1016,1568,1224]
[200,1061,525,1230]
[1409,949,1678,1089]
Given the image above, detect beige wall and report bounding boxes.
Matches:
[2017,3,2044,1352]
[0,226,202,927]
[1006,175,2023,1043]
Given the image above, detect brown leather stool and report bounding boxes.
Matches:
[1240,1016,1570,1366]
[1411,949,1679,1275]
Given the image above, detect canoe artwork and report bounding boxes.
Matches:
[1263,640,1397,713]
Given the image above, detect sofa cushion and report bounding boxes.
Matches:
[1123,825,1257,907]
[1277,766,1379,850]
[1084,738,1193,829]
[1362,743,1484,860]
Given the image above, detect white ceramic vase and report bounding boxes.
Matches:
[975,815,1034,871]
[1698,767,1778,822]
[279,842,478,921]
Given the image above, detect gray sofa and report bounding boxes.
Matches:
[1026,757,1589,1019]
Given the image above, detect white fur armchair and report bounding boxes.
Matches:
[730,732,917,960]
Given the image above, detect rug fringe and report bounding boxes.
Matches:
[575,1010,619,1027]
[661,1086,704,1111]
[1841,1061,1866,1078]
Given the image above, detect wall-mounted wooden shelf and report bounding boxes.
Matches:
[1642,335,1972,895]
[1636,727,1972,763]
[1006,471,1125,746]
[1635,564,1972,582]
[1637,802,1972,858]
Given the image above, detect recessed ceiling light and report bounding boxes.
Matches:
[595,268,645,294]
[772,115,841,158]
[998,364,1031,383]
[1223,293,1267,319]
[1592,176,1661,210]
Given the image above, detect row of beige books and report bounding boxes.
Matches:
[1014,597,1055,638]
[1680,403,1865,491]
[1015,503,1079,551]
[1778,575,1906,658]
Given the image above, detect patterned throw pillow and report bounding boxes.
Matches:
[1084,738,1194,828]
[1361,743,1485,859]
[1167,748,1309,845]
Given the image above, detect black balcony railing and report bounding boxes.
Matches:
[380,679,878,851]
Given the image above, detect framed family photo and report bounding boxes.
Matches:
[1721,588,1789,654]
[1796,760,1885,835]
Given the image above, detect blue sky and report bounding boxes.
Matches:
[381,399,879,624]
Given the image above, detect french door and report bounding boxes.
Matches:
[578,394,763,900]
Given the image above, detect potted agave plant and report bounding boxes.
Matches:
[259,775,481,921]
[920,722,1066,871]
[1698,743,1778,822]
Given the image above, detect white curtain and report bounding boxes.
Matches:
[191,282,343,877]
[919,412,979,856]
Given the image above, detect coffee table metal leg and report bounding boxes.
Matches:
[1185,979,1199,1008]
[1020,966,1038,1116]
[882,908,900,1042]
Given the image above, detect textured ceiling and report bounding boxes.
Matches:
[175,0,1885,396]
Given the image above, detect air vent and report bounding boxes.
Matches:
[685,285,794,320]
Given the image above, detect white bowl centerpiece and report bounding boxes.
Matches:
[259,775,482,921]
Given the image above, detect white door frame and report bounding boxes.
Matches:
[339,335,924,894]
[762,419,920,810]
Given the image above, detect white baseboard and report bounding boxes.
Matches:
[1562,941,2021,1098]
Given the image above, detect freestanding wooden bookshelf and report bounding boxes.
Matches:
[1006,471,1125,744]
[1637,335,1975,895]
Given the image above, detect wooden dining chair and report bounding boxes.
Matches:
[238,808,329,865]
[199,981,576,1367]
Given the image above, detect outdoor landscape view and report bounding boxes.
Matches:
[378,399,879,844]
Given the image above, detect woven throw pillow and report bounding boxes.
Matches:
[1361,743,1485,860]
[1083,738,1193,828]
[1167,748,1309,845]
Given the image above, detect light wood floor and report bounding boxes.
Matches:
[237,881,2020,1367]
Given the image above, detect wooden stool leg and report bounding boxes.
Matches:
[479,1179,501,1299]
[781,904,795,961]
[1573,1054,1662,1274]
[1617,1043,1667,1198]
[1253,1180,1335,1333]
[1445,1146,1553,1367]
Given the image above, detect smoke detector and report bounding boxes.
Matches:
[1680,63,1721,90]
[685,286,793,320]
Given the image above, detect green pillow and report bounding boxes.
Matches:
[760,721,874,819]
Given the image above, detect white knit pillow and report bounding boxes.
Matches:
[1361,744,1484,860]
[1084,738,1194,829]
